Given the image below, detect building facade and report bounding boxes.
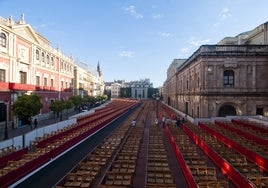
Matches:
[0,15,74,124]
[125,79,153,99]
[73,61,104,97]
[110,82,122,98]
[0,15,105,127]
[163,22,268,118]
[105,79,154,99]
[218,22,268,45]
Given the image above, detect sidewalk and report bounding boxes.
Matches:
[0,110,79,141]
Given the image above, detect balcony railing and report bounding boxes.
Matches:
[50,87,56,91]
[0,82,9,90]
[62,88,72,92]
[36,86,42,91]
[0,82,74,93]
[9,83,36,91]
[42,86,50,91]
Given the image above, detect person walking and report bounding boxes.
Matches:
[34,118,38,129]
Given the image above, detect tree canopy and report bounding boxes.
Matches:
[12,94,43,121]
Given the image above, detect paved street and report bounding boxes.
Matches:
[0,110,79,141]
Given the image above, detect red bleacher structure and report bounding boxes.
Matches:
[0,99,139,188]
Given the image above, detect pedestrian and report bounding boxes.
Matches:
[34,118,38,129]
[161,116,166,124]
[176,117,181,127]
[28,117,32,130]
[155,118,158,125]
[131,119,136,126]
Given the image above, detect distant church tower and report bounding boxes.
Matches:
[97,61,102,77]
[96,61,104,96]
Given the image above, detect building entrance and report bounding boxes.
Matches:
[218,104,236,117]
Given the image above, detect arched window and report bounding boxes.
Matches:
[41,52,45,62]
[47,55,50,64]
[223,70,234,87]
[36,49,40,60]
[51,57,54,67]
[0,33,7,47]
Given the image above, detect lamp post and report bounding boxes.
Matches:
[155,93,159,119]
[152,94,155,109]
[4,99,8,140]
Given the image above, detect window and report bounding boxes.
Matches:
[44,77,47,86]
[41,52,45,62]
[20,71,27,84]
[51,57,54,67]
[0,69,6,82]
[0,33,7,47]
[46,55,50,64]
[51,79,54,87]
[223,70,234,87]
[36,76,40,85]
[61,81,64,89]
[36,50,40,60]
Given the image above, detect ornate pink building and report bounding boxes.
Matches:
[0,15,74,124]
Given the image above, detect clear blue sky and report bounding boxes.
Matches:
[1,0,268,87]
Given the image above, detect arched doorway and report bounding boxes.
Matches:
[218,104,237,117]
[167,97,171,105]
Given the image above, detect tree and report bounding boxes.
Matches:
[12,94,43,125]
[64,99,74,118]
[69,95,83,110]
[49,100,65,120]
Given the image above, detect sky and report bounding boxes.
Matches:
[0,0,268,87]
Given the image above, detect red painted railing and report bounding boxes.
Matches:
[0,82,9,90]
[9,83,36,91]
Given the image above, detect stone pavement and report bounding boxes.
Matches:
[0,110,79,141]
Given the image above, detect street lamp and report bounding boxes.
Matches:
[4,99,8,140]
[155,93,160,119]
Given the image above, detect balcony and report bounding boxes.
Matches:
[50,87,56,91]
[0,82,9,90]
[61,88,72,92]
[9,83,36,91]
[35,86,42,91]
[42,86,50,91]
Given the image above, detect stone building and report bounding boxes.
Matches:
[73,61,104,97]
[110,82,122,98]
[125,79,153,99]
[105,79,154,99]
[163,22,268,118]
